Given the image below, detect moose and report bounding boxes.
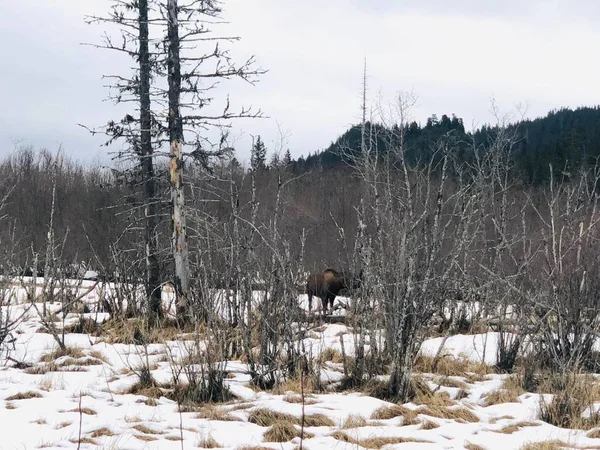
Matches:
[306,268,361,315]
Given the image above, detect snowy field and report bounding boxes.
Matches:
[1,279,599,449]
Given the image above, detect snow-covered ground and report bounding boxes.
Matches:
[1,282,599,449]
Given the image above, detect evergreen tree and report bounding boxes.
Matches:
[283,149,292,166]
[251,136,267,171]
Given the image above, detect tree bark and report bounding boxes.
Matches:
[167,0,191,321]
[139,0,162,322]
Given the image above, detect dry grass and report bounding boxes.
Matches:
[165,436,183,441]
[483,389,521,406]
[195,405,241,422]
[134,435,158,442]
[494,421,540,434]
[435,376,468,389]
[132,424,165,435]
[6,391,43,401]
[589,429,600,439]
[248,407,332,427]
[68,437,97,445]
[68,407,97,415]
[54,421,71,429]
[415,355,494,377]
[420,405,480,423]
[5,402,15,409]
[464,443,486,450]
[318,348,344,363]
[90,427,115,438]
[330,432,431,449]
[235,447,273,450]
[40,346,85,362]
[99,317,192,344]
[539,373,600,430]
[520,441,575,450]
[370,404,418,422]
[263,422,313,442]
[283,393,318,404]
[31,418,47,425]
[489,415,515,424]
[420,420,440,429]
[341,414,368,429]
[248,409,297,427]
[302,413,335,427]
[271,377,318,395]
[196,434,222,448]
[414,390,457,407]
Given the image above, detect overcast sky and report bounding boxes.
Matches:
[2,0,600,165]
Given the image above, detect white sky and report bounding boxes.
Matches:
[1,0,600,165]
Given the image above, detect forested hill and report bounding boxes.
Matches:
[297,106,600,183]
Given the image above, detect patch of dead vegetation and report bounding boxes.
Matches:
[54,421,71,429]
[134,435,158,442]
[90,427,115,438]
[329,432,431,449]
[132,424,166,435]
[195,405,242,422]
[248,408,333,427]
[263,422,313,442]
[414,390,457,407]
[68,437,97,445]
[196,434,222,448]
[464,443,486,450]
[434,376,468,389]
[6,391,43,401]
[420,419,440,429]
[488,415,515,424]
[31,418,47,425]
[419,405,480,423]
[99,317,194,344]
[5,402,15,409]
[483,389,521,406]
[341,414,368,429]
[283,393,318,404]
[415,355,494,377]
[370,404,418,423]
[519,441,578,450]
[318,348,344,364]
[68,407,97,416]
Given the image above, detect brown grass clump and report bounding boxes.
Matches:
[341,414,368,429]
[539,373,600,430]
[69,407,97,415]
[90,427,115,438]
[370,404,417,421]
[196,434,222,448]
[68,437,96,445]
[235,447,273,450]
[488,415,515,424]
[358,437,432,449]
[588,429,600,439]
[483,389,521,406]
[318,348,343,363]
[414,390,457,407]
[329,431,358,444]
[132,424,165,435]
[282,393,317,405]
[5,402,15,409]
[99,317,191,344]
[420,420,440,430]
[420,405,480,423]
[54,421,71,429]
[435,376,468,389]
[519,441,574,450]
[134,435,158,442]
[40,346,85,362]
[302,413,335,427]
[263,422,313,442]
[195,405,241,422]
[6,391,43,401]
[464,443,486,450]
[415,355,494,377]
[248,409,297,427]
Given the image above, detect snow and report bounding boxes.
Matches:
[1,282,600,449]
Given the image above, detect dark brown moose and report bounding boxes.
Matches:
[306,268,361,315]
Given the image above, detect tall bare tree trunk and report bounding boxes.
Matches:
[167,0,191,321]
[140,0,162,322]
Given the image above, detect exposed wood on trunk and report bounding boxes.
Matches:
[167,0,191,321]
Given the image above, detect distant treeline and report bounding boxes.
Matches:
[2,106,600,275]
